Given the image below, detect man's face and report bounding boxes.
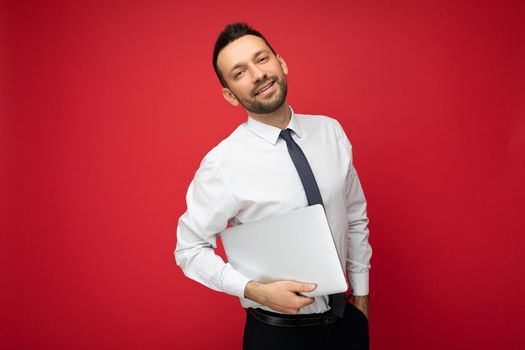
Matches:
[217,35,289,115]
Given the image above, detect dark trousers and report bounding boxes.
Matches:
[243,302,369,350]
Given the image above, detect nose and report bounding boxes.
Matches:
[251,63,267,84]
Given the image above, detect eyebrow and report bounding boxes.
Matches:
[229,49,270,75]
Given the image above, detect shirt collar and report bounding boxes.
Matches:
[246,105,302,145]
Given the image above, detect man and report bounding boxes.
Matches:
[175,22,372,349]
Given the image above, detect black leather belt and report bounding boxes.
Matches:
[247,308,338,327]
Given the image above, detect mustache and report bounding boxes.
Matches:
[252,76,279,96]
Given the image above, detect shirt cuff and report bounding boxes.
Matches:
[350,272,369,296]
[221,263,252,298]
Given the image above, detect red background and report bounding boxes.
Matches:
[2,0,524,349]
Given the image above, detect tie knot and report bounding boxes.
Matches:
[279,128,293,142]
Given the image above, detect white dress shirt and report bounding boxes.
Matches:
[175,106,372,314]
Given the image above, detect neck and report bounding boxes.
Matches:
[248,102,291,129]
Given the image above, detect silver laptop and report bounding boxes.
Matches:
[220,204,348,297]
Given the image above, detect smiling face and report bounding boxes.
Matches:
[216,35,289,115]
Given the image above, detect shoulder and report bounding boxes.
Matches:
[199,122,250,169]
[295,112,337,125]
[295,112,350,143]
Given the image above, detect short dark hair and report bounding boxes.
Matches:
[213,22,276,87]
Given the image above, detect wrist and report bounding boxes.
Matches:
[352,295,369,304]
[244,281,264,302]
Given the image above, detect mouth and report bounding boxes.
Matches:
[254,80,275,96]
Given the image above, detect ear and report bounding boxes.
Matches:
[221,87,239,106]
[276,54,289,75]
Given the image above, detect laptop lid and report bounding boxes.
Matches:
[220,204,348,297]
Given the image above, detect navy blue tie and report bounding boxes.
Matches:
[279,128,347,318]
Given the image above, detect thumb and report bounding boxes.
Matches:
[289,282,317,292]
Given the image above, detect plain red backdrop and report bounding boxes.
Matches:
[2,0,524,349]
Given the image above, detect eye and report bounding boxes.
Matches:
[234,71,244,79]
[257,56,268,63]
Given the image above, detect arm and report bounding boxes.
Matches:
[335,120,373,316]
[174,155,317,313]
[345,162,372,300]
[174,155,250,298]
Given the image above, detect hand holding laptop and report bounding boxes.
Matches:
[244,280,317,314]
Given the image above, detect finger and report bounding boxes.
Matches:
[298,296,315,307]
[290,295,315,309]
[283,308,300,315]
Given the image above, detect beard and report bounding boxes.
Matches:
[233,75,288,115]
